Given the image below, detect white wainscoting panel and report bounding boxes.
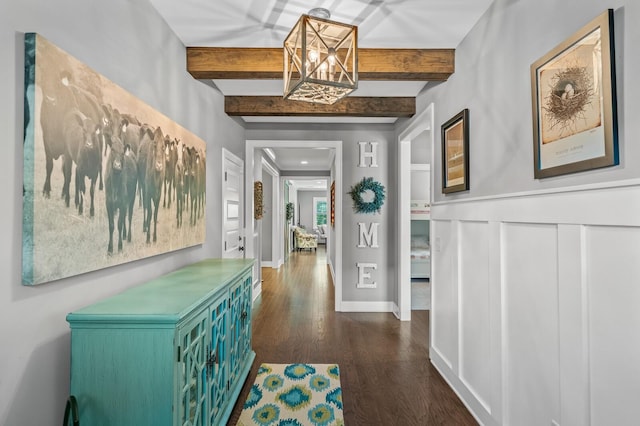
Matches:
[459,221,492,413]
[428,183,640,426]
[586,226,640,426]
[557,224,589,426]
[431,219,457,370]
[503,223,560,425]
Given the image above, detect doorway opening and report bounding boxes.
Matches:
[397,104,434,321]
[245,140,343,312]
[286,178,329,255]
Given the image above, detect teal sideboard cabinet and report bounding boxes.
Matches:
[66,258,255,426]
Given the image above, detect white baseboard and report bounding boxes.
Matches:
[392,303,400,319]
[340,301,395,312]
[430,350,489,426]
[329,260,336,287]
[261,261,274,268]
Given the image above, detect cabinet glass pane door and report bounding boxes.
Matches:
[240,276,252,357]
[229,275,251,385]
[178,311,208,426]
[208,297,228,426]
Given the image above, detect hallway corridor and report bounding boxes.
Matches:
[229,249,477,425]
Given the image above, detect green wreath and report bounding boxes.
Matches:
[286,202,295,221]
[348,177,386,214]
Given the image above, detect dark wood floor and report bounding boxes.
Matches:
[228,247,478,426]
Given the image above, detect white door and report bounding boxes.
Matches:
[222,149,244,259]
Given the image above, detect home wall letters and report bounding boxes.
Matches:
[356,141,380,288]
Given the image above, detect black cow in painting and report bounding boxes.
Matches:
[197,149,206,216]
[143,127,165,243]
[104,137,128,254]
[63,112,102,217]
[101,105,142,156]
[121,119,146,159]
[136,127,154,212]
[190,149,206,226]
[40,72,78,199]
[162,137,178,208]
[174,144,185,228]
[183,144,194,211]
[122,142,138,243]
[40,71,105,201]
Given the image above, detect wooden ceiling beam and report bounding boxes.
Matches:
[187,47,454,81]
[224,96,416,117]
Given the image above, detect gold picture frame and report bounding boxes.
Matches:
[254,181,263,220]
[441,109,469,194]
[330,181,335,227]
[531,9,618,178]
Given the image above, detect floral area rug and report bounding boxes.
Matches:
[237,363,344,426]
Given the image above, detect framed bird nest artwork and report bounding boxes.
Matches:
[530,9,618,178]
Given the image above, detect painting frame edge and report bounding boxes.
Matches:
[22,33,37,285]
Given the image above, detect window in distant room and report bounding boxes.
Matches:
[313,197,327,227]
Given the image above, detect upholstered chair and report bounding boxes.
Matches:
[294,227,318,251]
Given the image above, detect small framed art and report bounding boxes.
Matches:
[330,181,335,227]
[441,109,469,194]
[531,9,618,178]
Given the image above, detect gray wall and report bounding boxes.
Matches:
[246,124,397,303]
[0,0,245,423]
[297,190,326,230]
[399,0,637,202]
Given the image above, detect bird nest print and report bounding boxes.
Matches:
[542,66,598,143]
[537,29,602,145]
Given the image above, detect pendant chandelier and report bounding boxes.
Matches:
[283,8,358,105]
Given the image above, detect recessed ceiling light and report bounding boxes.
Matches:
[301,160,308,165]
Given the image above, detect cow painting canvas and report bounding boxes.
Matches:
[22,33,207,285]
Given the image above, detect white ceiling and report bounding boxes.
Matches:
[266,147,334,171]
[149,0,494,123]
[150,0,493,48]
[149,0,492,171]
[288,179,329,191]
